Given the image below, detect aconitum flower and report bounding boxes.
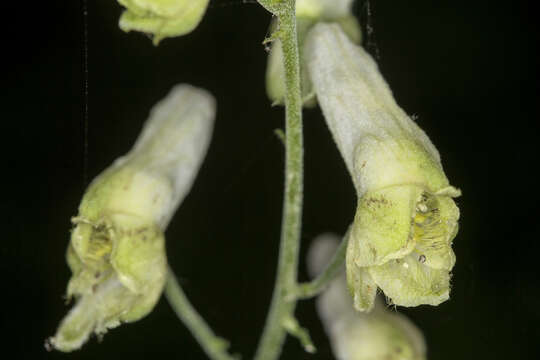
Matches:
[47,84,216,351]
[117,0,210,44]
[305,23,461,311]
[308,234,427,360]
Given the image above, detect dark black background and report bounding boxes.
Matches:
[3,0,539,359]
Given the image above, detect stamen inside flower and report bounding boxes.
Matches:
[413,193,443,243]
[71,219,114,264]
[86,228,113,261]
[409,191,458,270]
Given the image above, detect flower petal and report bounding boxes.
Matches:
[351,185,422,267]
[304,23,448,194]
[48,276,137,352]
[346,262,377,312]
[110,214,167,295]
[368,254,450,307]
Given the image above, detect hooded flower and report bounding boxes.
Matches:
[117,0,210,44]
[304,23,461,311]
[47,84,216,351]
[265,0,361,106]
[308,234,427,360]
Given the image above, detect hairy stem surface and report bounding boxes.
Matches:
[254,2,304,359]
[294,230,350,300]
[165,267,237,360]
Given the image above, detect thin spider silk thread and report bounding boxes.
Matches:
[82,0,89,187]
[362,0,380,60]
[208,0,258,10]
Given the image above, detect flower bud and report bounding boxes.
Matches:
[305,23,461,311]
[47,84,216,351]
[308,234,427,360]
[265,0,361,106]
[117,0,210,45]
[296,0,355,19]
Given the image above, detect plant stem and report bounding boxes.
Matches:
[292,230,350,300]
[165,267,237,360]
[254,2,304,360]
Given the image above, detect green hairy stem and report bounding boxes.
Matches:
[165,268,237,360]
[254,1,305,359]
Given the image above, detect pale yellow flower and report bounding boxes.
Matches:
[47,84,215,351]
[305,23,461,311]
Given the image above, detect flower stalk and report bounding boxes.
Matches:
[165,268,237,360]
[291,229,349,300]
